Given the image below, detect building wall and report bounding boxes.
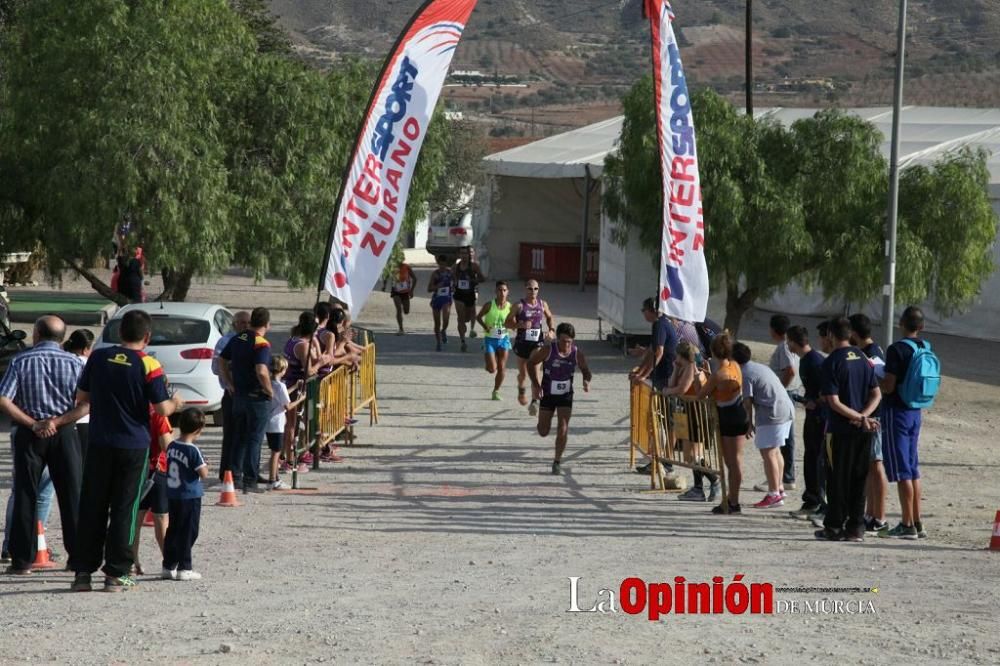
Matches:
[479,175,601,280]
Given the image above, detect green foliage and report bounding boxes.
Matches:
[228,0,292,54]
[0,0,450,300]
[603,76,998,332]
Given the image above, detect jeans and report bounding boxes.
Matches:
[232,396,269,487]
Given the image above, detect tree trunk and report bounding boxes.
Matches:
[159,267,194,302]
[65,260,129,306]
[724,281,759,336]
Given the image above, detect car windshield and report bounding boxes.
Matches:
[433,211,468,228]
[103,315,210,346]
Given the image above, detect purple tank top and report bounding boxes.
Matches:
[316,329,335,378]
[542,343,577,397]
[516,299,545,344]
[283,336,305,386]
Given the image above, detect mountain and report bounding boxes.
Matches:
[266,0,1000,132]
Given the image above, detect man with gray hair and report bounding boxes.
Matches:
[0,315,88,574]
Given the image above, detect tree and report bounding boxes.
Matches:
[603,77,998,333]
[0,0,449,302]
[228,0,293,55]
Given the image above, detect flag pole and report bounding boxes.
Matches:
[881,0,908,349]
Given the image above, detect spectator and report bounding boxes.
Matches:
[161,408,209,581]
[72,310,183,592]
[629,297,679,478]
[212,310,249,482]
[0,316,86,575]
[116,244,144,304]
[815,317,881,543]
[879,306,932,540]
[848,313,889,534]
[696,333,748,514]
[763,314,801,493]
[220,307,272,493]
[666,341,719,503]
[63,329,95,463]
[786,325,828,519]
[733,343,796,509]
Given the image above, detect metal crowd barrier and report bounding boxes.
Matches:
[352,342,379,425]
[628,382,729,510]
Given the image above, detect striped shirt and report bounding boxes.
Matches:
[0,341,84,420]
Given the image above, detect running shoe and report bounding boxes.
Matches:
[814,527,842,541]
[4,565,31,575]
[784,483,798,491]
[678,486,706,502]
[752,482,769,493]
[915,521,928,539]
[344,417,358,426]
[843,530,865,543]
[320,450,344,463]
[790,503,821,519]
[711,502,741,515]
[491,390,501,401]
[460,340,467,352]
[551,461,561,475]
[71,573,92,592]
[280,461,294,473]
[635,463,651,474]
[298,452,314,465]
[271,480,287,490]
[707,481,721,503]
[161,568,177,581]
[295,462,309,474]
[879,522,918,540]
[176,570,203,581]
[103,574,138,592]
[441,331,447,345]
[528,400,538,416]
[753,494,785,509]
[469,330,477,338]
[864,517,888,534]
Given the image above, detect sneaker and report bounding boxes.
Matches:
[843,530,865,543]
[491,390,501,401]
[71,573,92,592]
[469,330,478,339]
[635,463,651,475]
[707,481,721,503]
[161,568,177,580]
[551,461,561,475]
[4,565,31,576]
[298,452,314,466]
[678,486,707,502]
[865,517,888,534]
[344,417,358,426]
[752,482,769,493]
[753,494,785,509]
[0,550,10,564]
[784,483,798,491]
[461,340,467,352]
[779,489,788,499]
[790,503,821,519]
[814,527,842,541]
[103,574,138,592]
[176,570,202,581]
[280,461,294,473]
[528,400,538,416]
[915,521,928,539]
[441,331,447,345]
[295,462,310,474]
[320,450,344,463]
[711,502,741,515]
[271,480,287,490]
[878,522,918,540]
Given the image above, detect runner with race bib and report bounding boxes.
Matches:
[453,247,484,352]
[528,323,592,475]
[508,280,555,415]
[428,255,454,352]
[383,262,417,336]
[475,281,513,401]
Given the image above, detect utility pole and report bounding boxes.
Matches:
[882,0,908,348]
[745,0,753,116]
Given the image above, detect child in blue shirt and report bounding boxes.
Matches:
[162,408,209,581]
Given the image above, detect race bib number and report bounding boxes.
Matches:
[394,280,410,292]
[550,380,572,396]
[457,279,471,291]
[490,326,506,339]
[436,286,450,297]
[525,328,541,342]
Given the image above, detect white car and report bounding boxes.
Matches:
[96,302,234,415]
[425,209,473,258]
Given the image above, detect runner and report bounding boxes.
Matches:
[427,255,454,352]
[528,323,592,475]
[475,281,513,401]
[453,247,484,352]
[508,279,555,415]
[383,262,417,335]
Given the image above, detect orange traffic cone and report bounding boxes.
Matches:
[990,510,1000,552]
[143,511,155,527]
[216,470,241,507]
[31,521,58,570]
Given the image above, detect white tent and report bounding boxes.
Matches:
[479,106,1000,339]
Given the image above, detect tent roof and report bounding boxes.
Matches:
[483,106,1000,194]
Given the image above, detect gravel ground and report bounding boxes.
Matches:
[1,270,999,664]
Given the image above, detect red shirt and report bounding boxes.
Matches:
[148,406,172,473]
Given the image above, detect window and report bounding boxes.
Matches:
[214,309,233,336]
[103,316,211,346]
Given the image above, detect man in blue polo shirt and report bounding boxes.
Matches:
[220,307,272,493]
[211,310,249,482]
[72,310,183,592]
